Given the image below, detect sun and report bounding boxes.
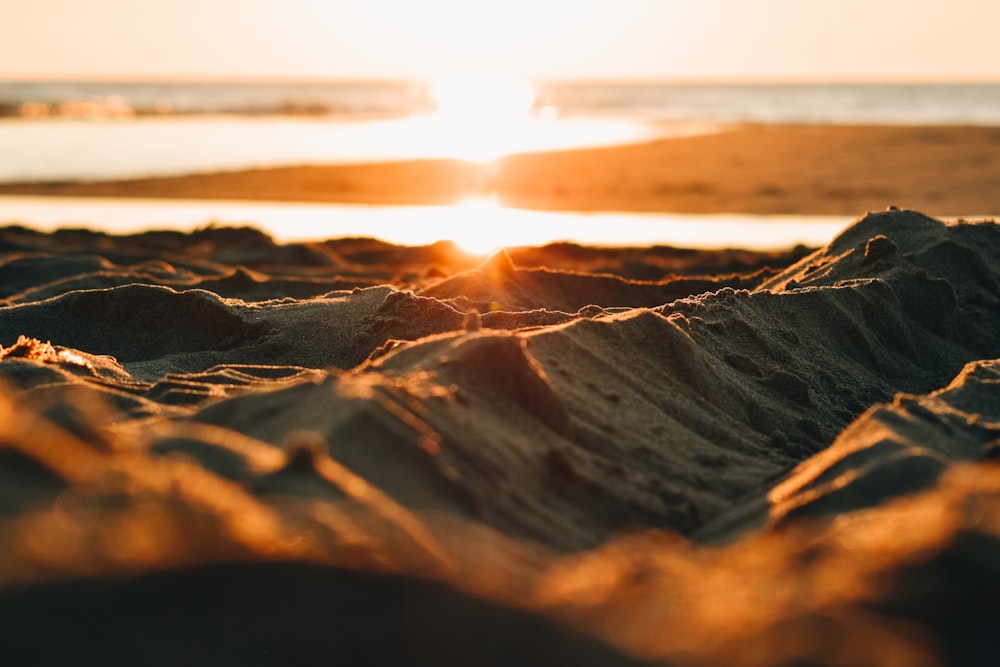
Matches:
[423,73,537,162]
[430,73,536,121]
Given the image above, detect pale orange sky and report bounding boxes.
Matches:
[2,0,998,81]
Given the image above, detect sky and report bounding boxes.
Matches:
[2,0,999,82]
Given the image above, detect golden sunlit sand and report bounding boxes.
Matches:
[0,209,999,666]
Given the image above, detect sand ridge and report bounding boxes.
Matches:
[0,209,999,665]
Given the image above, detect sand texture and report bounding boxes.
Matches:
[3,125,1000,216]
[1,209,999,665]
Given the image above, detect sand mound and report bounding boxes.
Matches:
[768,357,1000,526]
[1,209,999,665]
[419,248,763,313]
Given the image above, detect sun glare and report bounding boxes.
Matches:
[431,73,536,120]
[446,197,518,255]
[425,73,538,162]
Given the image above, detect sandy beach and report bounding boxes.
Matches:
[0,205,999,665]
[2,124,999,216]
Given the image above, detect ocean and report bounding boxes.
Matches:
[4,80,1000,124]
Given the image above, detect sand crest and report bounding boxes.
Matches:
[1,209,999,665]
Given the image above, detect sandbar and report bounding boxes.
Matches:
[2,124,998,216]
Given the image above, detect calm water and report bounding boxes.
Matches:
[0,195,852,253]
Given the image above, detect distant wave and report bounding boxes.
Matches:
[3,80,1000,124]
[0,81,435,120]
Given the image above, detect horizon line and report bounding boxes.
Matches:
[2,73,1000,86]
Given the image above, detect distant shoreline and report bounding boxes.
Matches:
[2,124,998,217]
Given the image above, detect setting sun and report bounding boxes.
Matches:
[410,73,649,164]
[421,73,539,163]
[430,73,536,121]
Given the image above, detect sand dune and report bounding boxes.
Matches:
[1,209,999,665]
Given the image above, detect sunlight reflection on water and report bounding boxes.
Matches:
[0,114,670,182]
[0,195,853,254]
